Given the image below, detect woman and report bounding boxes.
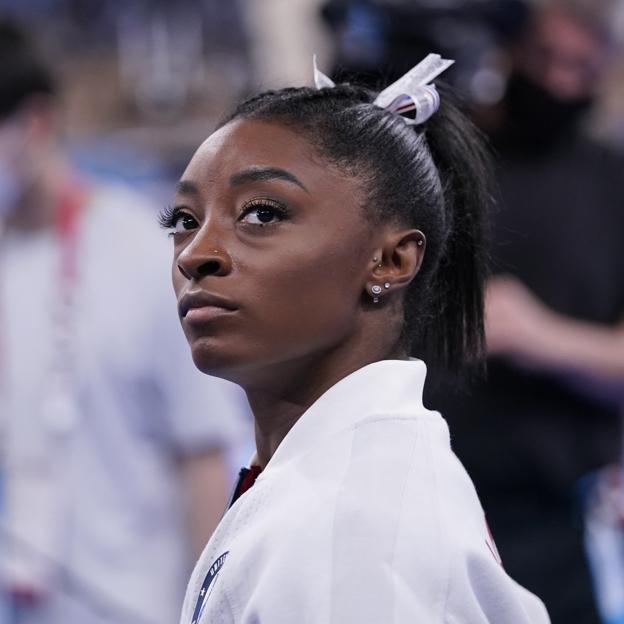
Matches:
[161,56,550,623]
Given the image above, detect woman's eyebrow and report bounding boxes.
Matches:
[229,166,309,193]
[175,180,200,196]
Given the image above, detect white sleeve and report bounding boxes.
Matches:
[445,544,551,624]
[331,416,551,624]
[436,431,551,623]
[235,540,550,624]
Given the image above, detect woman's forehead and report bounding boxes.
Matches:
[182,118,352,195]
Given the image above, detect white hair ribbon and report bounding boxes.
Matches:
[313,53,454,126]
[313,54,336,89]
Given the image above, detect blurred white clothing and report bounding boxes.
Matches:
[0,182,250,624]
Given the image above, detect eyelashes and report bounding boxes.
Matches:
[238,198,289,225]
[158,204,180,230]
[158,205,200,237]
[158,197,290,235]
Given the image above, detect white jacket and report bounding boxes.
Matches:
[181,359,550,623]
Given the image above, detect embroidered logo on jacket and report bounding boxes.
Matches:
[191,551,229,624]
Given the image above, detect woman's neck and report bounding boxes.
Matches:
[244,337,407,469]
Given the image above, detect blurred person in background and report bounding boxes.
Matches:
[426,1,624,623]
[0,19,249,624]
[320,0,528,94]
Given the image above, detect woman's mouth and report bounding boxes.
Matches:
[178,290,239,324]
[184,305,237,324]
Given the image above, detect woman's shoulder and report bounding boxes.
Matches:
[278,410,489,561]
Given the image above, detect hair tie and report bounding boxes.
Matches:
[313,53,455,125]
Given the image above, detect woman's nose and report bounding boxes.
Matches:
[176,233,232,281]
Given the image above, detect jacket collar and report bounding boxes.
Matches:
[258,358,431,475]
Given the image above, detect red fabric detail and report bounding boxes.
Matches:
[229,465,264,509]
[239,465,262,496]
[54,180,85,282]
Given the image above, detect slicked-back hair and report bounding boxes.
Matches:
[220,82,492,373]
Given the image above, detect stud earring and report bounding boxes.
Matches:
[384,282,390,289]
[371,284,382,303]
[417,239,424,247]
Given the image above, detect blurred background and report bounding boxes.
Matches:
[0,1,623,624]
[1,0,624,175]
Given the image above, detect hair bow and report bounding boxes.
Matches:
[313,53,455,125]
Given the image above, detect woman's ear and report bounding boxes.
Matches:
[366,229,426,299]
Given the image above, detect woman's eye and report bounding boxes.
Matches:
[174,212,199,233]
[239,201,286,226]
[158,205,199,235]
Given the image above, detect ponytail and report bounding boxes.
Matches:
[414,85,493,372]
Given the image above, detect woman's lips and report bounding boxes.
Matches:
[184,305,237,324]
[178,290,238,325]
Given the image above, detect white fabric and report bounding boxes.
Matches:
[313,53,453,126]
[180,359,550,624]
[373,53,453,109]
[313,54,335,89]
[0,183,251,624]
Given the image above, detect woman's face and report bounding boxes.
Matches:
[170,118,379,386]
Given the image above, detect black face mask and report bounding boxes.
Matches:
[496,71,594,155]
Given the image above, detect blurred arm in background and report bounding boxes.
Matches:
[486,276,624,399]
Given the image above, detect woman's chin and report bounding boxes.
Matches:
[190,340,246,381]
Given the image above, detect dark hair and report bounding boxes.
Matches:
[0,19,56,120]
[220,81,492,372]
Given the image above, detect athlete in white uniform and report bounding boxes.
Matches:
[182,360,548,623]
[163,55,551,623]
